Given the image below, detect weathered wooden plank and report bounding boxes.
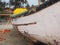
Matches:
[0,14,12,16]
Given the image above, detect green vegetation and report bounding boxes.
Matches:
[0,0,8,11]
[10,0,30,8]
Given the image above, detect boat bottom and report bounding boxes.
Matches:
[21,32,48,45]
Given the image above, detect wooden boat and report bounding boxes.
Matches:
[11,0,60,45]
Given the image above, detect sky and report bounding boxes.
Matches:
[4,0,38,6]
[27,0,38,6]
[2,0,9,2]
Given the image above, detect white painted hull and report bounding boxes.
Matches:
[12,2,60,45]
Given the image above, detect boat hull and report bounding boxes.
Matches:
[12,2,60,45]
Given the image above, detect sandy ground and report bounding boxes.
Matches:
[0,24,28,45]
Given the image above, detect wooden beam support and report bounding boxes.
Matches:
[38,0,40,5]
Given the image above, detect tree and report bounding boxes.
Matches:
[9,0,30,8]
[41,0,45,2]
[0,0,7,11]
